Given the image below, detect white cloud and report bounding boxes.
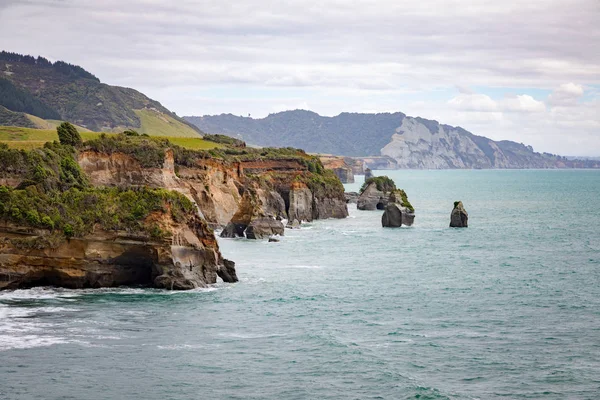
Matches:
[448,94,498,112]
[547,83,585,106]
[501,95,546,113]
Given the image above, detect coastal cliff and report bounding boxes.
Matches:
[0,133,347,289]
[78,135,348,229]
[0,140,236,290]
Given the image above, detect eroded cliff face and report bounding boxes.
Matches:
[78,151,348,231]
[379,117,571,169]
[0,213,236,290]
[320,156,355,183]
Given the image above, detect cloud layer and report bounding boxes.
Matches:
[0,0,598,155]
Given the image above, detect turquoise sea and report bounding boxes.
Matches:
[1,170,599,399]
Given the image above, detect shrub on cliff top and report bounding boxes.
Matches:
[0,184,194,241]
[0,141,88,191]
[0,140,196,247]
[84,133,168,168]
[203,134,246,148]
[57,122,82,147]
[360,176,396,193]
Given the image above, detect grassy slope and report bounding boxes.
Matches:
[135,109,200,138]
[0,126,219,150]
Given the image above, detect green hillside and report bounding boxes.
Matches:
[0,51,201,137]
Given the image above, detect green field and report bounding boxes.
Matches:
[0,126,220,150]
[135,109,200,138]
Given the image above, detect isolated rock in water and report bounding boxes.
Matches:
[268,237,280,243]
[217,259,238,283]
[450,201,468,228]
[286,219,301,229]
[364,168,373,180]
[381,203,415,227]
[344,192,359,203]
[245,217,285,239]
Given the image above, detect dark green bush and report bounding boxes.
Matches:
[57,122,82,146]
[360,176,397,193]
[203,134,246,148]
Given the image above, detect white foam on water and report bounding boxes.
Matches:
[218,332,288,340]
[0,287,81,301]
[157,343,208,350]
[0,334,69,351]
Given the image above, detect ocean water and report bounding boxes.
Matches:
[1,170,600,399]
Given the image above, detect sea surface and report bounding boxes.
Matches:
[1,170,600,399]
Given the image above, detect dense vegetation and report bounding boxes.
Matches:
[0,77,61,119]
[85,133,168,167]
[57,122,82,146]
[203,134,246,148]
[84,133,316,167]
[0,140,195,246]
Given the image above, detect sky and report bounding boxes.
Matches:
[0,0,599,155]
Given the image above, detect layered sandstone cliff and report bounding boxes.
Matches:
[78,148,348,233]
[0,215,236,290]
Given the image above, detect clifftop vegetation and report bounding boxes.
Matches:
[0,137,194,246]
[360,176,396,193]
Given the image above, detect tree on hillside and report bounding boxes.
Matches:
[57,122,82,146]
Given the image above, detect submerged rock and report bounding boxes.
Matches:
[245,217,285,239]
[268,237,280,243]
[450,201,468,228]
[286,219,301,229]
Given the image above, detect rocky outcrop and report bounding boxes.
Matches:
[357,182,387,210]
[320,156,355,183]
[0,215,237,290]
[344,192,359,203]
[364,168,374,180]
[382,203,415,228]
[450,201,468,228]
[245,217,285,239]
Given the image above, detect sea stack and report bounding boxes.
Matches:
[450,201,468,228]
[381,189,415,227]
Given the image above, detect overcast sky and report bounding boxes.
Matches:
[1,0,599,155]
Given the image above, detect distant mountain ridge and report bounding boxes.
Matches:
[185,111,599,169]
[0,51,201,136]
